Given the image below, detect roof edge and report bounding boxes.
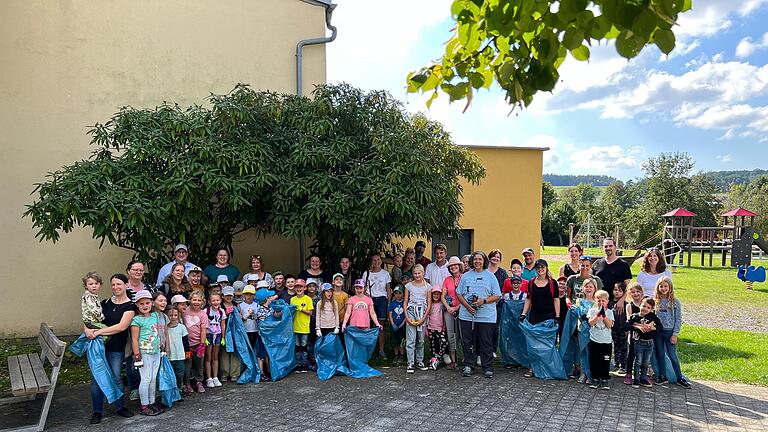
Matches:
[460,144,550,151]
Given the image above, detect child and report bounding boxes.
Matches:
[426,286,448,370]
[390,253,403,286]
[254,287,281,381]
[623,282,644,385]
[81,272,105,329]
[130,290,164,416]
[285,275,297,298]
[556,275,569,341]
[218,286,239,382]
[587,290,614,390]
[188,267,206,301]
[152,292,170,366]
[290,279,314,372]
[627,297,662,388]
[341,279,383,332]
[654,277,690,388]
[216,275,230,291]
[315,283,339,336]
[387,285,406,364]
[166,307,189,395]
[239,286,259,350]
[571,279,596,383]
[182,292,209,393]
[404,264,431,374]
[232,281,245,304]
[611,282,628,375]
[204,293,227,388]
[332,273,349,328]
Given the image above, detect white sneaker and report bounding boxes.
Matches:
[212,377,222,387]
[443,354,452,364]
[205,378,215,388]
[476,357,482,366]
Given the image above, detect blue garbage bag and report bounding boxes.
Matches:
[559,300,592,380]
[520,318,567,380]
[259,300,297,381]
[344,326,382,378]
[70,334,123,404]
[499,299,529,368]
[158,356,181,407]
[314,333,350,381]
[225,305,261,384]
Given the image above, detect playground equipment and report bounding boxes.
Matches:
[737,264,767,290]
[661,207,768,267]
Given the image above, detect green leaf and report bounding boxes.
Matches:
[654,28,676,55]
[563,28,585,50]
[632,8,659,40]
[616,30,644,59]
[571,44,590,61]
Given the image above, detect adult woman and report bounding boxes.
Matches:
[84,274,135,424]
[202,248,240,285]
[520,259,561,377]
[360,252,392,359]
[241,254,274,288]
[162,263,193,298]
[297,254,332,283]
[488,249,508,356]
[559,243,583,278]
[401,249,416,276]
[637,248,672,297]
[456,251,502,379]
[125,260,147,298]
[441,256,463,369]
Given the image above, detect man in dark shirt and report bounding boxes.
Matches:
[592,237,632,301]
[415,241,432,267]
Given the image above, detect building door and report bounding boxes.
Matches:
[431,230,473,259]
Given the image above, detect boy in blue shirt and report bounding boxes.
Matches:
[387,285,407,364]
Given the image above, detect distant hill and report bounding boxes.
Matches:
[703,169,768,192]
[543,174,619,187]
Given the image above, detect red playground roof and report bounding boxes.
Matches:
[722,207,758,217]
[663,208,697,217]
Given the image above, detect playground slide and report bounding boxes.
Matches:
[754,233,768,254]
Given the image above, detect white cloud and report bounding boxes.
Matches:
[569,145,640,171]
[662,39,700,60]
[716,153,734,162]
[736,33,768,58]
[677,0,768,39]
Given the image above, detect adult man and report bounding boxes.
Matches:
[520,247,537,281]
[591,237,632,301]
[155,244,197,286]
[565,256,604,300]
[424,243,450,288]
[415,241,432,267]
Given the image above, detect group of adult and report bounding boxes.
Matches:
[83,238,673,419]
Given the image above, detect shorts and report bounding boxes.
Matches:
[206,333,223,346]
[373,296,388,320]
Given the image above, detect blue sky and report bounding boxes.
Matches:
[326,0,768,181]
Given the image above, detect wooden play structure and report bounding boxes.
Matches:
[661,207,768,267]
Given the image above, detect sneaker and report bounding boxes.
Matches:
[476,357,482,366]
[492,352,497,359]
[89,412,102,425]
[640,379,653,387]
[116,407,133,418]
[624,373,633,385]
[183,384,193,395]
[677,379,692,389]
[205,378,215,388]
[590,379,601,389]
[429,357,439,370]
[524,370,534,378]
[129,389,139,401]
[503,364,514,369]
[632,379,640,388]
[601,380,610,390]
[139,406,159,416]
[379,350,387,360]
[149,403,165,414]
[447,362,456,370]
[443,354,452,364]
[655,376,668,385]
[212,377,222,387]
[417,362,428,371]
[484,370,493,379]
[462,366,473,377]
[406,364,414,374]
[195,382,206,393]
[568,371,580,379]
[577,373,587,384]
[618,368,626,375]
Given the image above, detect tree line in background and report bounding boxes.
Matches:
[541,152,768,248]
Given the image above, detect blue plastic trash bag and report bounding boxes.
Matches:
[158,355,181,407]
[344,326,382,378]
[225,305,261,384]
[70,334,123,404]
[260,300,297,381]
[520,318,567,380]
[500,299,529,368]
[559,301,592,380]
[314,333,350,381]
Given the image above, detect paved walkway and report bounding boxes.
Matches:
[2,367,767,431]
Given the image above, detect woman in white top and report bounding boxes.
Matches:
[636,248,672,297]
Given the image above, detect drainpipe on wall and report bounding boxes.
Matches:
[296,0,337,270]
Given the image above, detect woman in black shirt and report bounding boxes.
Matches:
[83,274,136,424]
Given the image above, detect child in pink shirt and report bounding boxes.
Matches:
[182,292,209,393]
[342,279,383,331]
[427,286,448,370]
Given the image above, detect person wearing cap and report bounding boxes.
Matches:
[456,251,502,378]
[387,285,407,364]
[253,286,280,380]
[591,237,632,301]
[424,243,450,291]
[560,243,584,279]
[130,289,165,416]
[187,266,206,300]
[441,256,464,369]
[520,258,561,378]
[426,284,449,370]
[218,285,240,382]
[520,247,537,281]
[414,240,432,268]
[231,281,246,304]
[341,279,383,332]
[239,285,259,349]
[565,256,604,301]
[297,253,332,284]
[506,258,530,294]
[360,252,392,359]
[155,243,198,286]
[290,279,314,371]
[315,283,340,337]
[216,274,230,287]
[201,248,240,286]
[503,275,527,301]
[241,254,274,289]
[331,273,349,329]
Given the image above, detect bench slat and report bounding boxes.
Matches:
[8,355,25,395]
[38,323,66,366]
[28,354,51,392]
[17,354,39,394]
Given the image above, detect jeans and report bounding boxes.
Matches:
[294,333,309,367]
[137,352,161,406]
[405,305,426,366]
[170,360,186,390]
[90,350,125,413]
[459,319,495,372]
[655,330,683,380]
[634,339,654,382]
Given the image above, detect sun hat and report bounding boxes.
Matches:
[243,286,256,295]
[232,280,245,293]
[447,256,462,268]
[222,286,235,296]
[255,280,270,289]
[134,289,153,301]
[247,273,260,281]
[216,275,229,283]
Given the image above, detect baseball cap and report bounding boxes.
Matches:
[134,289,153,301]
[306,278,321,287]
[295,279,306,286]
[332,272,344,280]
[321,282,333,291]
[255,288,275,303]
[222,286,235,296]
[401,272,413,280]
[510,275,522,282]
[247,273,260,281]
[243,286,256,295]
[521,247,535,255]
[232,280,245,293]
[174,244,188,253]
[431,285,442,293]
[510,258,523,267]
[416,240,427,247]
[353,279,365,288]
[188,265,203,273]
[557,276,568,282]
[255,280,270,289]
[170,294,188,305]
[216,275,229,283]
[534,258,548,268]
[392,284,404,293]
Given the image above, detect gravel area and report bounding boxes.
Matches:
[684,303,768,333]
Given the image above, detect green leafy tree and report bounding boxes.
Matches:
[24,84,485,276]
[543,199,577,245]
[407,0,692,109]
[561,182,599,223]
[725,175,768,235]
[595,181,633,226]
[542,181,558,210]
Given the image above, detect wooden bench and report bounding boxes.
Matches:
[1,323,66,432]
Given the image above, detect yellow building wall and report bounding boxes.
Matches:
[0,0,328,337]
